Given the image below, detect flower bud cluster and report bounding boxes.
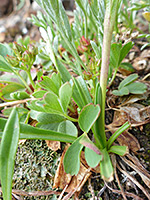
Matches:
[6,42,38,70]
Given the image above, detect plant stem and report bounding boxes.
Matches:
[99,1,118,147]
[15,71,32,93]
[26,70,36,89]
[64,114,78,122]
[108,69,117,88]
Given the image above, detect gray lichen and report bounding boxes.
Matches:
[13,140,60,200]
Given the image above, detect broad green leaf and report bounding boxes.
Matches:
[59,82,72,112]
[110,43,122,69]
[85,147,102,168]
[0,73,24,85]
[2,107,28,117]
[79,134,101,155]
[30,110,64,124]
[93,83,106,149]
[0,43,13,57]
[0,55,14,72]
[0,107,20,200]
[126,82,147,94]
[44,92,63,114]
[73,76,92,109]
[107,121,130,149]
[27,100,46,112]
[119,42,134,65]
[0,118,76,143]
[79,104,100,133]
[56,59,71,83]
[37,122,61,131]
[79,134,102,168]
[64,135,84,176]
[100,148,114,182]
[112,87,129,96]
[10,91,30,100]
[57,120,78,137]
[38,76,58,95]
[108,145,128,156]
[1,83,25,100]
[32,90,47,98]
[120,62,135,72]
[119,74,138,90]
[51,72,61,91]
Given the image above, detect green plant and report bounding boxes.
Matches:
[0,0,146,199]
[112,73,147,96]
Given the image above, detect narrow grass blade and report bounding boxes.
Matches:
[0,107,20,200]
[107,121,130,150]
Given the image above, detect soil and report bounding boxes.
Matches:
[0,1,150,200]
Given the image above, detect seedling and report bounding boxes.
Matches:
[112,73,147,96]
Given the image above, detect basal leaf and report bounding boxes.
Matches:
[57,120,78,137]
[93,83,106,149]
[0,107,20,200]
[79,134,101,155]
[0,118,76,143]
[79,104,100,133]
[118,74,138,90]
[85,147,102,168]
[37,122,61,131]
[126,82,147,94]
[59,82,72,112]
[63,135,84,176]
[100,148,114,182]
[107,121,130,149]
[108,145,128,156]
[112,87,129,96]
[79,134,103,168]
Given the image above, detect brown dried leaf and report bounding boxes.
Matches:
[117,130,140,152]
[53,144,72,189]
[46,140,60,151]
[107,110,127,128]
[80,151,100,173]
[122,156,150,189]
[120,106,142,123]
[119,94,148,106]
[53,145,91,194]
[66,163,91,193]
[107,109,141,152]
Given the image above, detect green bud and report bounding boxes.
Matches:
[22,50,31,64]
[6,55,19,67]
